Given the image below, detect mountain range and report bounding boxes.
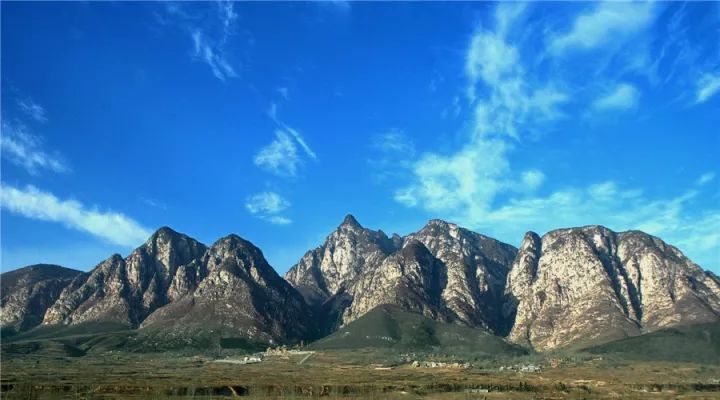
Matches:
[2,215,719,351]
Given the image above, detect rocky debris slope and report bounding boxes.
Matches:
[42,227,206,327]
[1,265,84,333]
[140,235,313,343]
[504,226,720,351]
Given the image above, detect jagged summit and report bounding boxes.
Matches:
[341,213,361,228]
[2,221,718,351]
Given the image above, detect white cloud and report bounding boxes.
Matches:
[0,183,151,247]
[17,99,47,123]
[255,103,317,177]
[191,29,236,81]
[277,87,289,100]
[521,169,545,191]
[391,2,719,269]
[1,121,69,175]
[163,1,239,82]
[465,4,568,139]
[695,73,720,104]
[481,183,719,270]
[697,172,715,186]
[253,130,301,177]
[550,2,656,55]
[245,191,292,225]
[593,83,640,111]
[372,130,415,156]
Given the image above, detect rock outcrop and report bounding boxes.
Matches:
[505,226,720,350]
[42,227,206,326]
[1,265,84,333]
[284,214,398,305]
[140,235,313,343]
[285,216,518,332]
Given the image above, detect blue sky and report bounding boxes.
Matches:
[2,1,719,274]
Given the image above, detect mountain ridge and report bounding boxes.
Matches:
[2,216,718,351]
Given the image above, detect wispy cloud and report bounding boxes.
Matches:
[245,191,292,225]
[277,87,289,100]
[549,2,656,55]
[0,183,152,247]
[254,130,301,177]
[161,1,240,82]
[389,2,719,269]
[254,103,317,177]
[592,83,640,111]
[1,121,69,175]
[191,29,236,81]
[695,73,720,104]
[697,172,715,186]
[17,99,47,123]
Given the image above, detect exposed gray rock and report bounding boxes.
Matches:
[405,220,518,331]
[140,235,313,343]
[285,216,517,333]
[284,214,397,306]
[505,226,720,351]
[1,265,84,333]
[42,227,206,327]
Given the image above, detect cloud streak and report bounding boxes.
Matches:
[17,99,47,123]
[1,121,69,175]
[245,191,292,225]
[389,2,719,269]
[593,83,640,111]
[1,183,152,247]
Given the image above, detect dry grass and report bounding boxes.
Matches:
[2,350,719,399]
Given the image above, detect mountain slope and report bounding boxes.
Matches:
[140,235,314,345]
[505,226,720,351]
[583,321,720,364]
[405,220,518,332]
[284,214,397,305]
[310,304,526,356]
[42,227,207,327]
[1,265,84,334]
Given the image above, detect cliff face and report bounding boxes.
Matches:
[1,264,84,333]
[285,216,518,333]
[140,235,313,343]
[42,227,206,327]
[4,219,718,351]
[284,214,398,305]
[505,226,720,350]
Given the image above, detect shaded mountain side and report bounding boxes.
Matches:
[582,322,720,364]
[1,264,85,335]
[309,304,527,357]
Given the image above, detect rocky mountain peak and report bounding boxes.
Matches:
[519,231,541,252]
[341,213,362,228]
[505,226,720,350]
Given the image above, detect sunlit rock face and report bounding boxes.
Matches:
[1,265,84,333]
[285,215,518,333]
[505,226,720,351]
[404,220,518,332]
[140,235,313,343]
[284,214,398,306]
[42,227,206,327]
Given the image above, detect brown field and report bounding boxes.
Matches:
[2,349,720,399]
